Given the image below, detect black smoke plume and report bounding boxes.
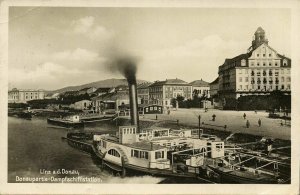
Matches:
[106,52,140,129]
[109,56,138,85]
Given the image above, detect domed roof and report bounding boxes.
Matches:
[255,27,265,34]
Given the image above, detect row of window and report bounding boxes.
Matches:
[149,87,163,93]
[108,149,120,157]
[25,96,39,99]
[238,84,291,90]
[239,69,290,74]
[149,94,163,99]
[131,149,149,159]
[145,106,161,112]
[122,127,137,135]
[256,53,273,57]
[165,86,191,91]
[9,92,19,95]
[150,87,191,93]
[250,61,288,67]
[194,89,210,94]
[250,70,289,77]
[250,78,279,84]
[165,92,188,99]
[239,77,290,83]
[151,93,191,99]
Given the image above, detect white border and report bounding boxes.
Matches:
[0,0,299,194]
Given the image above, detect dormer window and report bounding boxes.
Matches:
[283,59,287,66]
[241,59,246,66]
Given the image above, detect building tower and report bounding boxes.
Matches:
[251,27,269,50]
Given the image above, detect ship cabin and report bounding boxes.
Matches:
[139,128,170,141]
[94,126,170,170]
[93,126,225,171]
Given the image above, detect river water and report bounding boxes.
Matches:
[8,117,165,184]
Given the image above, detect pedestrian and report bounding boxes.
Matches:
[167,109,170,115]
[246,120,250,128]
[243,113,246,119]
[254,110,257,114]
[212,114,216,121]
[258,118,261,127]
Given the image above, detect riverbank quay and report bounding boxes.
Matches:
[120,108,290,140]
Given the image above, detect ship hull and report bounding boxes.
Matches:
[47,118,84,128]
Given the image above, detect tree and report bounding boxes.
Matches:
[171,98,177,107]
[192,89,199,99]
[176,95,184,102]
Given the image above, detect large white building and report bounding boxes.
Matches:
[8,88,45,103]
[218,27,291,100]
[148,79,192,108]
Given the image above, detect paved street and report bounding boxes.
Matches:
[129,108,291,140]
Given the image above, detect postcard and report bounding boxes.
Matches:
[0,0,299,194]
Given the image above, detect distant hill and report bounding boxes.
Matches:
[49,78,149,94]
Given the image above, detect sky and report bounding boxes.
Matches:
[8,7,291,90]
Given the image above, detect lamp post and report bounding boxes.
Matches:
[198,115,201,139]
[204,95,207,112]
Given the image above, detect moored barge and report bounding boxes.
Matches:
[47,115,84,128]
[47,114,116,128]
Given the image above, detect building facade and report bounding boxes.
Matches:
[189,79,210,98]
[91,91,141,113]
[209,77,219,98]
[8,88,45,103]
[149,79,192,108]
[70,100,92,110]
[137,82,152,104]
[218,27,291,100]
[209,77,221,108]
